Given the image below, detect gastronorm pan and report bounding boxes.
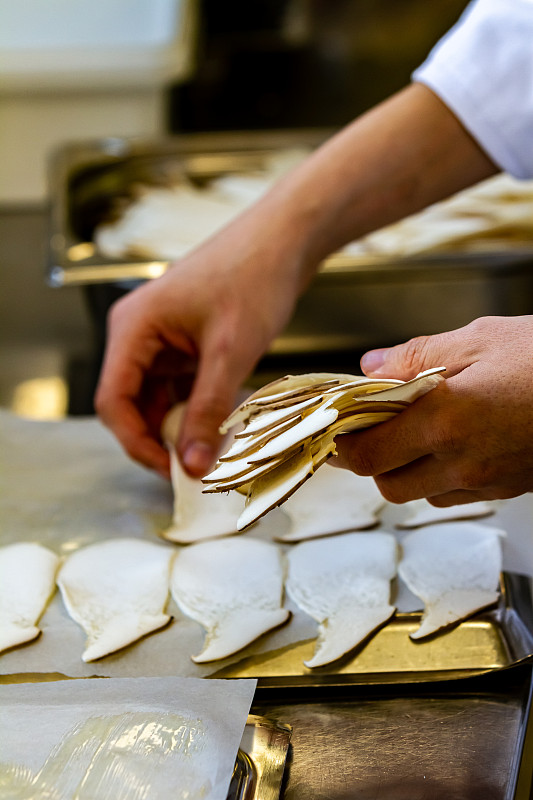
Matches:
[47,133,533,356]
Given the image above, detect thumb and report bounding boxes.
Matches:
[360,329,472,380]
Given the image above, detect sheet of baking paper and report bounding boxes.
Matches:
[0,676,256,800]
[2,409,532,677]
[0,411,316,678]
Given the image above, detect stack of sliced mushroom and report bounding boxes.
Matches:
[203,367,445,530]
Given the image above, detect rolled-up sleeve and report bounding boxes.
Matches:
[413,0,533,179]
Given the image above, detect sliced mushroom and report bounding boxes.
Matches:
[234,394,323,438]
[162,404,245,543]
[218,416,301,462]
[0,543,59,653]
[246,401,339,465]
[171,537,289,662]
[277,464,385,542]
[57,538,174,662]
[396,499,494,529]
[286,532,397,668]
[204,367,445,528]
[163,445,246,543]
[237,437,336,531]
[398,522,504,639]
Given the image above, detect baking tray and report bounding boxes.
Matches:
[47,132,533,289]
[46,131,330,288]
[46,133,533,355]
[229,715,292,800]
[251,664,533,800]
[212,572,533,689]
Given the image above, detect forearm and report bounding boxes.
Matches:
[251,82,498,292]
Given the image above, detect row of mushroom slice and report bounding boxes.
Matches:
[0,522,504,668]
[201,368,446,530]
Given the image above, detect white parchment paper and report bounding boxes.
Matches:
[0,676,256,800]
[1,409,532,678]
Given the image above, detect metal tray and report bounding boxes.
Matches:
[47,133,533,289]
[251,665,533,800]
[46,131,330,288]
[47,133,533,355]
[213,573,533,689]
[229,715,292,800]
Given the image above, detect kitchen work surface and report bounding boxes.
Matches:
[253,665,533,800]
[3,408,533,798]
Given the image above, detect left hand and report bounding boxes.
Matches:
[334,315,533,506]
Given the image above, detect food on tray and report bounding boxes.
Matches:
[398,522,505,639]
[57,538,174,661]
[170,537,289,663]
[161,405,245,543]
[94,148,310,261]
[94,164,533,263]
[276,463,385,542]
[396,498,494,529]
[345,174,533,257]
[0,542,59,653]
[285,532,397,668]
[203,369,445,529]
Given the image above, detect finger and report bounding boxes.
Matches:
[97,385,171,478]
[373,453,463,504]
[178,337,257,477]
[96,376,172,477]
[95,312,171,476]
[360,326,480,380]
[334,387,450,477]
[426,490,495,506]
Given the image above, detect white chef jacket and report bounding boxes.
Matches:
[413,0,533,179]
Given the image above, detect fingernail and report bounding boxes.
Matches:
[182,441,215,476]
[361,348,390,375]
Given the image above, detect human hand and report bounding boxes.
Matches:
[95,212,305,479]
[95,83,497,480]
[334,315,533,505]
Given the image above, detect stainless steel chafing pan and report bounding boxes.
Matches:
[47,132,533,356]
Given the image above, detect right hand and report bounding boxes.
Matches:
[95,213,304,479]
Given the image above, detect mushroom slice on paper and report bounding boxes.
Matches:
[162,404,245,542]
[286,532,397,668]
[0,543,59,653]
[277,465,385,542]
[398,522,504,639]
[396,499,494,529]
[163,447,246,542]
[171,537,289,662]
[57,538,174,662]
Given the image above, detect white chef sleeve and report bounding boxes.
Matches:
[412,0,533,179]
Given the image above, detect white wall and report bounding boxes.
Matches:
[0,0,196,204]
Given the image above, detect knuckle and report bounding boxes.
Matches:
[455,460,495,492]
[398,335,435,375]
[426,418,458,455]
[374,475,404,504]
[186,392,233,437]
[340,440,377,477]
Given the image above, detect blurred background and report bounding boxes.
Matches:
[4,0,533,421]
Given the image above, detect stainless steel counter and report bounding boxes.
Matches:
[253,667,533,800]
